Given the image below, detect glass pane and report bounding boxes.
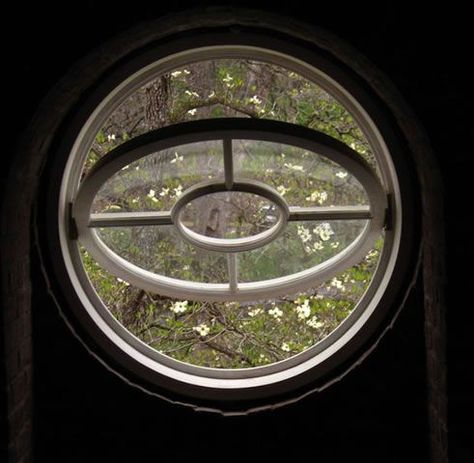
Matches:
[239,220,367,282]
[91,141,223,213]
[96,225,228,283]
[233,140,368,207]
[179,191,281,240]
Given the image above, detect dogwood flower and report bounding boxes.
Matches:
[277,185,289,196]
[307,316,324,329]
[295,299,311,319]
[147,189,159,203]
[268,307,283,319]
[170,152,184,163]
[281,342,291,352]
[193,323,210,337]
[248,308,263,317]
[248,95,262,105]
[297,225,312,243]
[305,190,328,204]
[313,222,334,241]
[170,300,188,314]
[284,162,305,172]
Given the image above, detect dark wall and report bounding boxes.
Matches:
[2,2,471,462]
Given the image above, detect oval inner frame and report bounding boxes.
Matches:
[171,180,290,252]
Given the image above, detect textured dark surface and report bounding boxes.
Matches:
[1,2,471,462]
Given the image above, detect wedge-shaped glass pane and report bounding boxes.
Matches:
[96,225,229,283]
[233,140,368,207]
[91,141,223,213]
[239,219,367,282]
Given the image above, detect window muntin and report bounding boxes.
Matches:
[58,44,402,388]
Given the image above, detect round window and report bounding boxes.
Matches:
[40,21,418,408]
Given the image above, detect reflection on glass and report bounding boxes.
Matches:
[91,141,223,213]
[233,140,368,207]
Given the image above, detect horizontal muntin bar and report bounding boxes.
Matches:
[89,211,173,227]
[288,205,371,221]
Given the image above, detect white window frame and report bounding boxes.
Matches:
[46,36,411,401]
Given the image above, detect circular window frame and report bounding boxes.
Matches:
[39,18,419,407]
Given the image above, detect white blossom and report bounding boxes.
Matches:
[187,108,197,116]
[170,152,184,163]
[147,189,159,203]
[277,185,289,196]
[284,162,305,172]
[295,299,311,319]
[248,308,263,317]
[268,307,283,319]
[305,190,328,204]
[193,323,210,337]
[185,90,200,98]
[330,241,340,249]
[248,95,262,105]
[307,316,324,329]
[305,240,324,253]
[107,133,116,141]
[173,185,183,197]
[170,300,188,314]
[222,73,234,86]
[330,278,346,291]
[171,70,182,77]
[335,171,348,179]
[159,187,170,197]
[313,222,334,241]
[297,225,312,243]
[281,342,291,352]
